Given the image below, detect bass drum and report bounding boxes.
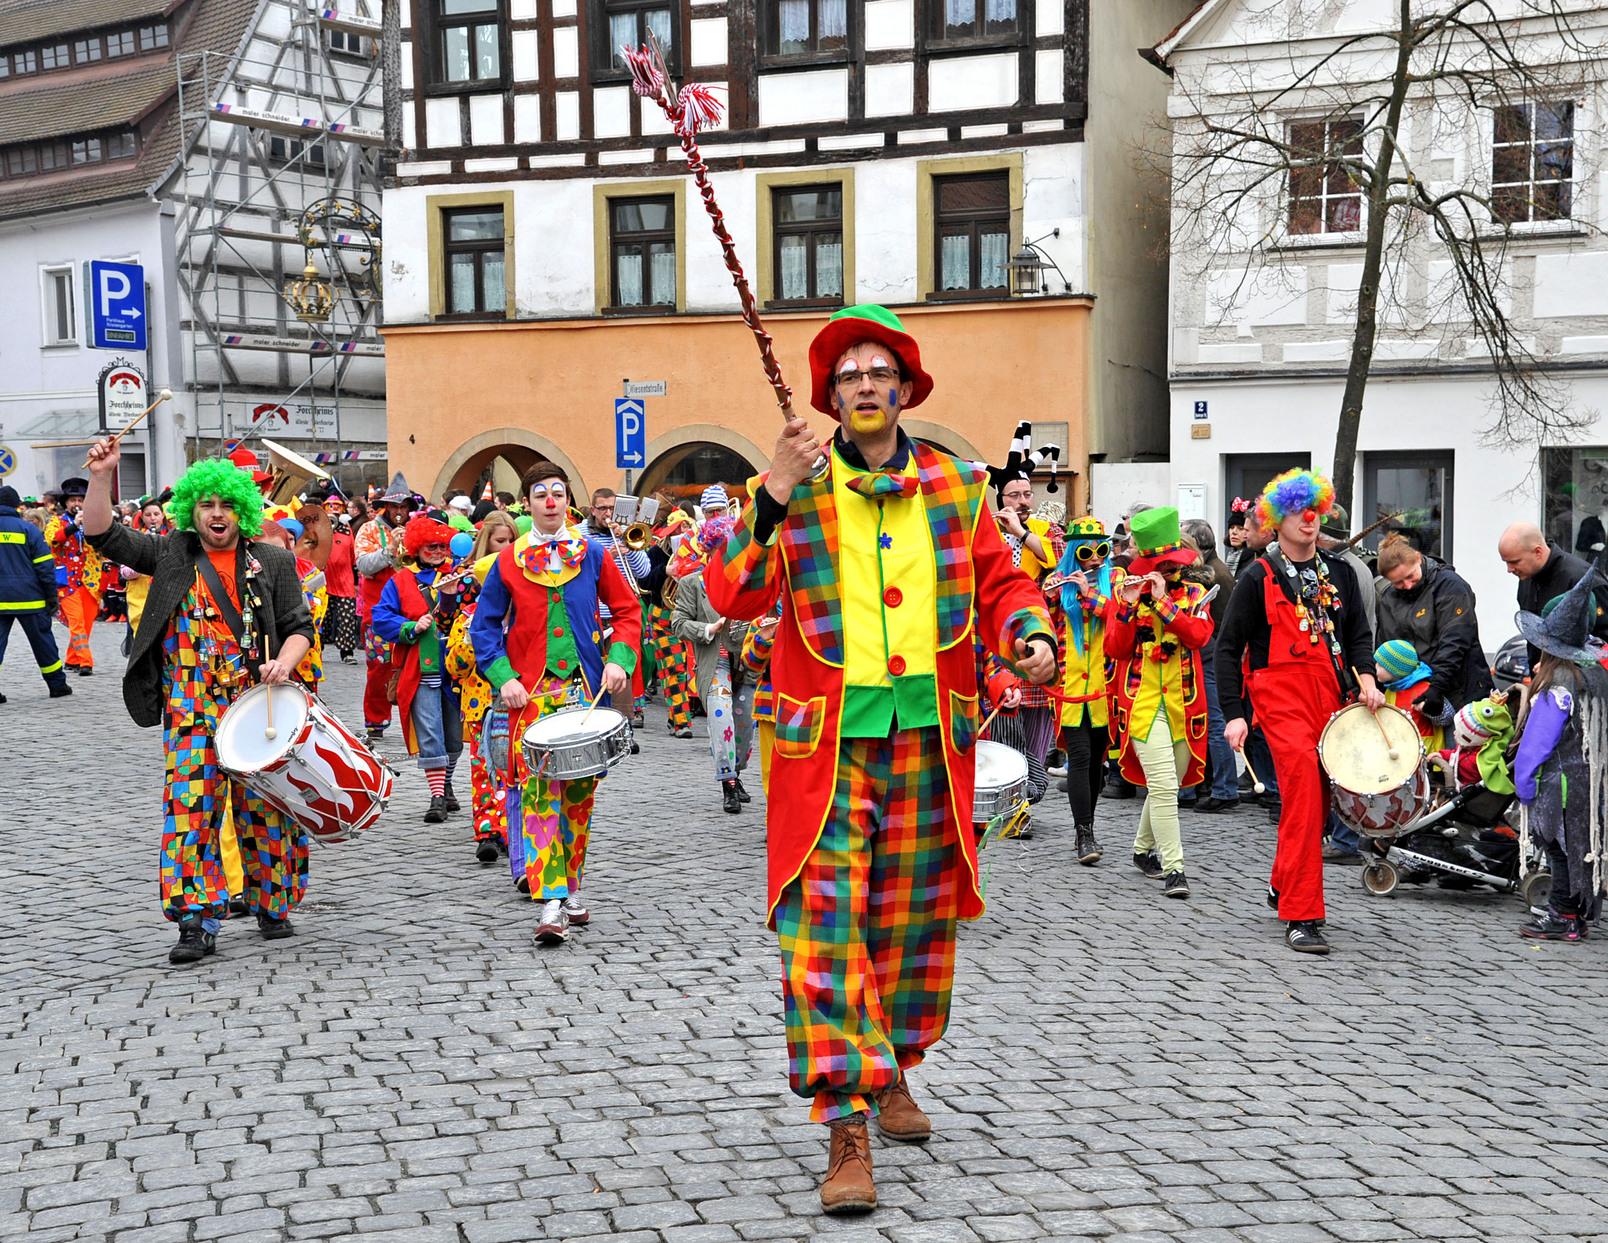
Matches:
[1318,702,1427,838]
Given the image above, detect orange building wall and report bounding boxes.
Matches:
[382,297,1093,507]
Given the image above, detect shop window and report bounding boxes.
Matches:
[934,172,1009,294]
[764,0,847,57]
[1542,448,1608,555]
[1287,116,1364,236]
[1492,101,1573,225]
[596,0,673,77]
[772,184,843,305]
[434,0,502,84]
[1363,451,1453,561]
[443,206,507,316]
[610,196,677,309]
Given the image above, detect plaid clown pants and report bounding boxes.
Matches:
[774,726,962,1124]
[649,603,693,732]
[161,627,308,923]
[507,679,596,901]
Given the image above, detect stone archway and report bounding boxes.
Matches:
[432,427,588,507]
[901,417,985,464]
[637,423,767,504]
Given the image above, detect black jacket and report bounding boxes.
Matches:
[87,523,314,728]
[1374,557,1492,708]
[1517,543,1608,667]
[0,506,56,611]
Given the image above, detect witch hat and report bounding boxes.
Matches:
[380,472,413,504]
[1516,550,1608,664]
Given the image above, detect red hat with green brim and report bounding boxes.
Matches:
[808,304,933,418]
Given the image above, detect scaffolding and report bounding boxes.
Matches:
[172,0,386,489]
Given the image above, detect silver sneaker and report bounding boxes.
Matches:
[561,895,590,926]
[534,898,569,945]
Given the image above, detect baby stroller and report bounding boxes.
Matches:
[1317,699,1549,906]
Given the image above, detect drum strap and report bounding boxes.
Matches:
[196,553,247,648]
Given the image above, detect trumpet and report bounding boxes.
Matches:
[608,520,651,597]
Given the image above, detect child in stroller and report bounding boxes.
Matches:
[1360,691,1541,901]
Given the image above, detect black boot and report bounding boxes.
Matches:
[169,915,215,965]
[444,781,461,812]
[48,683,72,699]
[475,839,499,864]
[1075,824,1102,866]
[734,778,752,803]
[256,912,295,940]
[424,794,448,823]
[722,780,742,814]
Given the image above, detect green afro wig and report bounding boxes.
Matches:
[170,458,264,538]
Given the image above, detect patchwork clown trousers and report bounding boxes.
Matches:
[773,725,961,1124]
[649,602,694,731]
[362,628,394,732]
[59,585,99,670]
[706,653,755,782]
[160,631,308,922]
[506,679,596,901]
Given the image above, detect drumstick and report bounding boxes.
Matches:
[978,702,1007,738]
[1241,753,1267,796]
[578,684,607,729]
[265,685,277,740]
[1353,666,1399,760]
[81,389,173,468]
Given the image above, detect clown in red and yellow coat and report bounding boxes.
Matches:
[45,476,103,674]
[1104,507,1213,897]
[705,304,1056,1214]
[372,517,466,824]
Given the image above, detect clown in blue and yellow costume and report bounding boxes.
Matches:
[470,459,641,947]
[705,304,1057,1214]
[80,442,316,967]
[1050,515,1122,867]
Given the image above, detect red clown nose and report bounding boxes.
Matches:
[1302,508,1318,523]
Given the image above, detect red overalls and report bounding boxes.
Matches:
[1247,561,1343,923]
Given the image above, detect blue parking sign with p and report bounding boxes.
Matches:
[615,397,645,469]
[86,260,147,351]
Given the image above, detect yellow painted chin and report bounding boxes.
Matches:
[847,408,888,434]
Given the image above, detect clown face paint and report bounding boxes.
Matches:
[833,342,911,436]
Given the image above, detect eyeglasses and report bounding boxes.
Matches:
[1073,541,1111,565]
[529,483,568,500]
[834,367,900,391]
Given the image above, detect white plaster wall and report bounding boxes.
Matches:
[514,95,542,145]
[689,17,727,66]
[757,69,849,126]
[927,53,1017,111]
[593,86,632,139]
[865,63,914,118]
[0,201,185,498]
[863,0,913,49]
[469,94,505,146]
[425,97,462,148]
[511,29,539,81]
[1166,371,1608,648]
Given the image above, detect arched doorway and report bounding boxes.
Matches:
[638,432,762,511]
[431,428,587,509]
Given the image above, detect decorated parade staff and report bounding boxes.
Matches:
[79,438,314,966]
[470,460,641,946]
[0,484,70,703]
[45,476,103,675]
[354,474,415,744]
[1051,515,1120,866]
[1216,469,1381,956]
[706,304,1057,1214]
[1105,508,1214,899]
[373,516,466,823]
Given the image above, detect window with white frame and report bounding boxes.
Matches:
[1286,116,1364,236]
[41,266,76,346]
[1492,101,1574,225]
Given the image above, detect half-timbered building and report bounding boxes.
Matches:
[382,0,1193,505]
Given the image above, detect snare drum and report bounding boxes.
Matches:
[216,683,394,845]
[519,705,633,780]
[1318,702,1427,837]
[973,739,1029,824]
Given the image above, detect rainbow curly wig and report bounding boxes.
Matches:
[1254,468,1334,535]
[169,458,264,538]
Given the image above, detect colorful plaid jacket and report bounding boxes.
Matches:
[706,439,1054,925]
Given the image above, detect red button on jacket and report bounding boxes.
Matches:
[888,654,907,676]
[883,586,903,607]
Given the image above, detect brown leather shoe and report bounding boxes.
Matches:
[873,1076,932,1142]
[820,1117,876,1214]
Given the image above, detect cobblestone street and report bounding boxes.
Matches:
[4,627,1608,1242]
